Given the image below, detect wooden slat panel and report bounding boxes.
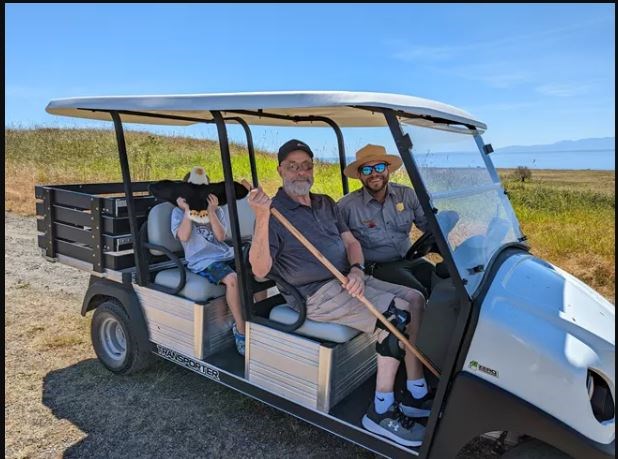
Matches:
[53,206,91,227]
[56,239,92,263]
[52,188,92,210]
[55,222,91,246]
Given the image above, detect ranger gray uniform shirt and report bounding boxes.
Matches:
[337,183,428,263]
[171,207,234,273]
[268,188,350,310]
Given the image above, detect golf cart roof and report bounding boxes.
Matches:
[45,90,486,133]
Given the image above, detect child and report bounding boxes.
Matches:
[171,166,246,355]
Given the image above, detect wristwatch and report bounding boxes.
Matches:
[350,262,365,273]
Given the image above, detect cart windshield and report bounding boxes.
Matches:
[401,124,524,296]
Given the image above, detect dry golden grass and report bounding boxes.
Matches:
[6,164,39,215]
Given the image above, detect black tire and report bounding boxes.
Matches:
[502,439,572,459]
[91,299,153,375]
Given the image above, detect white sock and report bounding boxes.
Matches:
[407,378,428,399]
[374,391,394,414]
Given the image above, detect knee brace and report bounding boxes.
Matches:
[375,300,411,360]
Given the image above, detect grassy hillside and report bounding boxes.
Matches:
[5,127,615,301]
[5,127,352,212]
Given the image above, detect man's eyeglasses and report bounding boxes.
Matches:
[359,162,388,176]
[282,161,314,172]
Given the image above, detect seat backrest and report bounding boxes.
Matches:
[223,197,255,240]
[147,202,183,256]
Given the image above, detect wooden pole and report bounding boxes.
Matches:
[270,207,440,378]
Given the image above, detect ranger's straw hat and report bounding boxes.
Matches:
[343,144,403,179]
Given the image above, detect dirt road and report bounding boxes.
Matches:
[5,212,496,458]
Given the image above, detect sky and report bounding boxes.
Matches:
[5,3,616,157]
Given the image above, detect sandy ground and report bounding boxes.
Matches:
[5,212,498,458]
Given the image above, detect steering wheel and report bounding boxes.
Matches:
[404,210,460,260]
[405,231,438,260]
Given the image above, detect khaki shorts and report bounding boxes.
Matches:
[305,275,421,333]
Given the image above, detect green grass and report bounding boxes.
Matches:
[5,127,615,301]
[499,177,614,295]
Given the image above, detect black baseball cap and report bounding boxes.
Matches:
[277,139,314,164]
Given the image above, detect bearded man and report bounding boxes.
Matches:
[337,144,435,299]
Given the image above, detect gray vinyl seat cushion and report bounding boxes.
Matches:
[269,304,361,343]
[154,268,226,302]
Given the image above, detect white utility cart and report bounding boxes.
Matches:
[36,91,615,458]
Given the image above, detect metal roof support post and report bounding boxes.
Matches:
[226,117,259,188]
[316,117,348,195]
[384,110,475,459]
[211,111,252,320]
[110,111,146,286]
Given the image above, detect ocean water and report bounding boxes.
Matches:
[322,150,615,170]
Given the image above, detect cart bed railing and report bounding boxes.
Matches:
[35,181,166,273]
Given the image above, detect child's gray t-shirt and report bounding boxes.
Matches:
[171,207,234,273]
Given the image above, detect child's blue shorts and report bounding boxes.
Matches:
[196,260,235,284]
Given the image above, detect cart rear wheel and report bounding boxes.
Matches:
[91,299,153,375]
[502,439,571,459]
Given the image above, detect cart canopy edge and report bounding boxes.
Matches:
[45,90,487,132]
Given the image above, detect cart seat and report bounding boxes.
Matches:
[154,268,226,302]
[269,304,360,343]
[147,199,255,303]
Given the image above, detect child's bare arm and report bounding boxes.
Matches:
[208,194,227,241]
[175,197,193,242]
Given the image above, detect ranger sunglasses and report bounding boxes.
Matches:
[358,162,388,176]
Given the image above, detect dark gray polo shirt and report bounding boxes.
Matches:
[268,188,350,309]
[337,183,428,263]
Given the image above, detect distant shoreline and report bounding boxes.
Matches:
[494,148,615,154]
[318,149,616,171]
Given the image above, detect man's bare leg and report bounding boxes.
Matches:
[375,346,401,392]
[398,293,425,381]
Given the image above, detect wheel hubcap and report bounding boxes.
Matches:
[100,316,127,362]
